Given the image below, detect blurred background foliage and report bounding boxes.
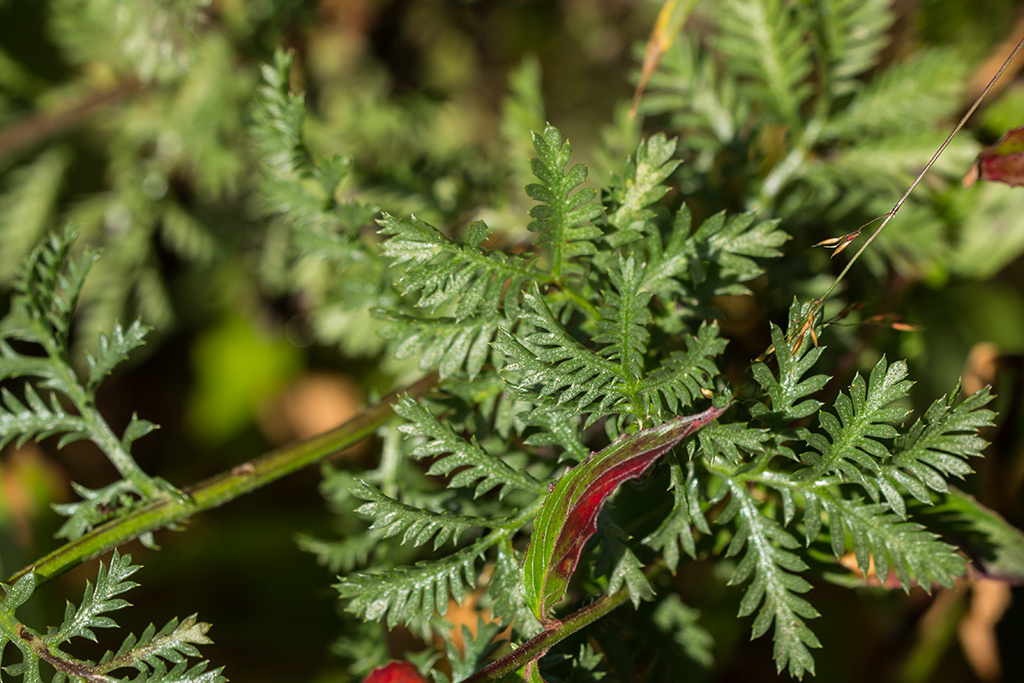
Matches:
[2,0,1024,681]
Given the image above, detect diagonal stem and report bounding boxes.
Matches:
[4,372,438,587]
[462,562,666,683]
[813,35,1024,312]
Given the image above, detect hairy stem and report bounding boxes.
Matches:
[5,372,438,587]
[462,563,665,683]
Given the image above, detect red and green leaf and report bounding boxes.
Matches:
[521,404,727,625]
[965,124,1024,188]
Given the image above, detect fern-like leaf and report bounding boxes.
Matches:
[879,388,996,516]
[497,286,725,423]
[822,50,966,140]
[51,480,141,541]
[16,228,99,348]
[495,285,624,420]
[252,49,363,235]
[378,214,537,321]
[526,125,603,284]
[799,357,912,487]
[696,421,770,467]
[594,516,655,609]
[352,479,496,550]
[0,385,89,450]
[642,206,788,303]
[443,618,508,682]
[593,254,651,379]
[115,659,225,683]
[97,615,215,674]
[395,397,545,498]
[816,493,966,591]
[721,481,820,678]
[605,133,680,243]
[45,550,139,645]
[652,594,715,669]
[336,531,510,629]
[481,540,541,633]
[643,458,710,571]
[810,0,893,97]
[85,319,149,390]
[750,311,829,428]
[716,0,813,124]
[635,322,727,417]
[378,311,501,380]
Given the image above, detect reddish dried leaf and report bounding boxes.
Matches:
[521,404,727,624]
[362,661,427,683]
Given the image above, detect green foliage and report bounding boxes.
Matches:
[0,230,170,539]
[0,552,221,683]
[3,2,1024,683]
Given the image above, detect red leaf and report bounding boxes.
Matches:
[522,404,727,623]
[362,661,428,683]
[965,124,1024,188]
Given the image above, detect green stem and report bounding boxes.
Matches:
[5,372,438,587]
[462,563,665,683]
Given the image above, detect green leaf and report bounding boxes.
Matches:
[16,228,99,348]
[688,210,788,293]
[642,207,788,302]
[482,540,541,633]
[45,550,140,645]
[696,421,770,466]
[0,148,71,286]
[652,594,715,669]
[716,0,813,124]
[810,0,893,97]
[526,125,604,284]
[122,413,160,451]
[352,479,495,550]
[336,531,509,629]
[444,618,507,681]
[750,311,828,428]
[593,254,651,380]
[799,357,913,486]
[594,517,655,609]
[494,286,624,420]
[820,494,965,592]
[879,388,995,515]
[521,405,725,624]
[377,310,501,380]
[252,50,308,189]
[97,615,219,676]
[909,488,1024,584]
[605,133,680,241]
[822,50,966,140]
[635,322,728,417]
[721,480,820,678]
[378,213,537,321]
[0,384,89,451]
[85,319,150,389]
[643,458,706,570]
[1,572,37,613]
[52,480,142,542]
[496,286,724,423]
[395,397,545,499]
